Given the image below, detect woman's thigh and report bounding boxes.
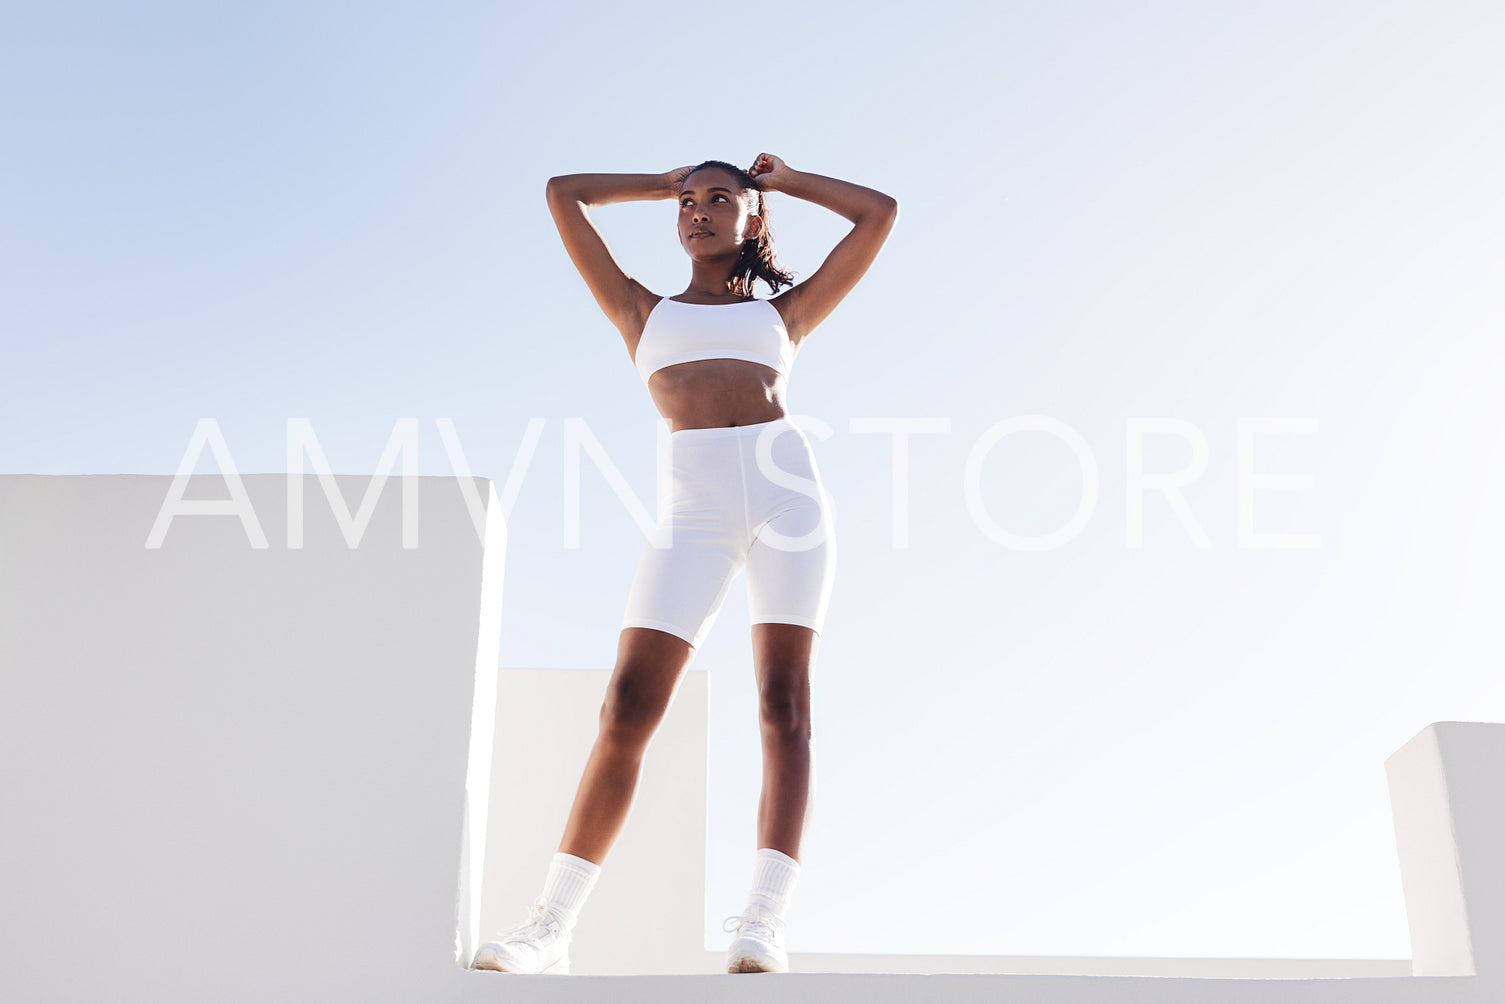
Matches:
[751,623,820,692]
[620,523,745,651]
[744,497,836,637]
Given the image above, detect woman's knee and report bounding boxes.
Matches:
[757,680,811,739]
[599,668,676,746]
[599,683,655,745]
[598,628,693,744]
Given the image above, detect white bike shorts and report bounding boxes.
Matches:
[620,417,836,649]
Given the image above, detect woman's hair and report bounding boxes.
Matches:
[689,159,796,296]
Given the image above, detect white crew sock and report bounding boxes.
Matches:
[539,851,602,930]
[743,847,800,919]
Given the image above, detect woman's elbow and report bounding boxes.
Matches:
[863,195,898,229]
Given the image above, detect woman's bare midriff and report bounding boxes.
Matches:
[646,359,790,433]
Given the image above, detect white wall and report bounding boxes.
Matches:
[0,474,503,1001]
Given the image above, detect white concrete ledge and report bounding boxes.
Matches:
[451,974,1481,1003]
[754,955,1412,977]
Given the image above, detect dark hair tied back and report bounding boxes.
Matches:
[691,159,796,296]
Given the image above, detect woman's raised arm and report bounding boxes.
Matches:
[751,154,898,343]
[545,169,691,336]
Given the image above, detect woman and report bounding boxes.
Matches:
[473,153,897,975]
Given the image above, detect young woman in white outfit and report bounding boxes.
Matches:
[473,153,897,975]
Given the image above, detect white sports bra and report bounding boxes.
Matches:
[634,296,794,386]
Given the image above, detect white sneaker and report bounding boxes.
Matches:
[723,906,789,973]
[472,898,573,974]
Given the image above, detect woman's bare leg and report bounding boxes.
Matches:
[557,626,696,864]
[750,623,819,862]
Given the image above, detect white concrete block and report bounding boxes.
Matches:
[1386,722,1505,977]
[0,474,504,1002]
[480,668,712,975]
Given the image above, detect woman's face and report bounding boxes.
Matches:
[676,167,760,257]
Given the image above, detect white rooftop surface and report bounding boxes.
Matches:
[1,474,1500,1002]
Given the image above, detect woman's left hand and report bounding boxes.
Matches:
[748,152,792,191]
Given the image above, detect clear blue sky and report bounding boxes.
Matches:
[5,0,1503,959]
